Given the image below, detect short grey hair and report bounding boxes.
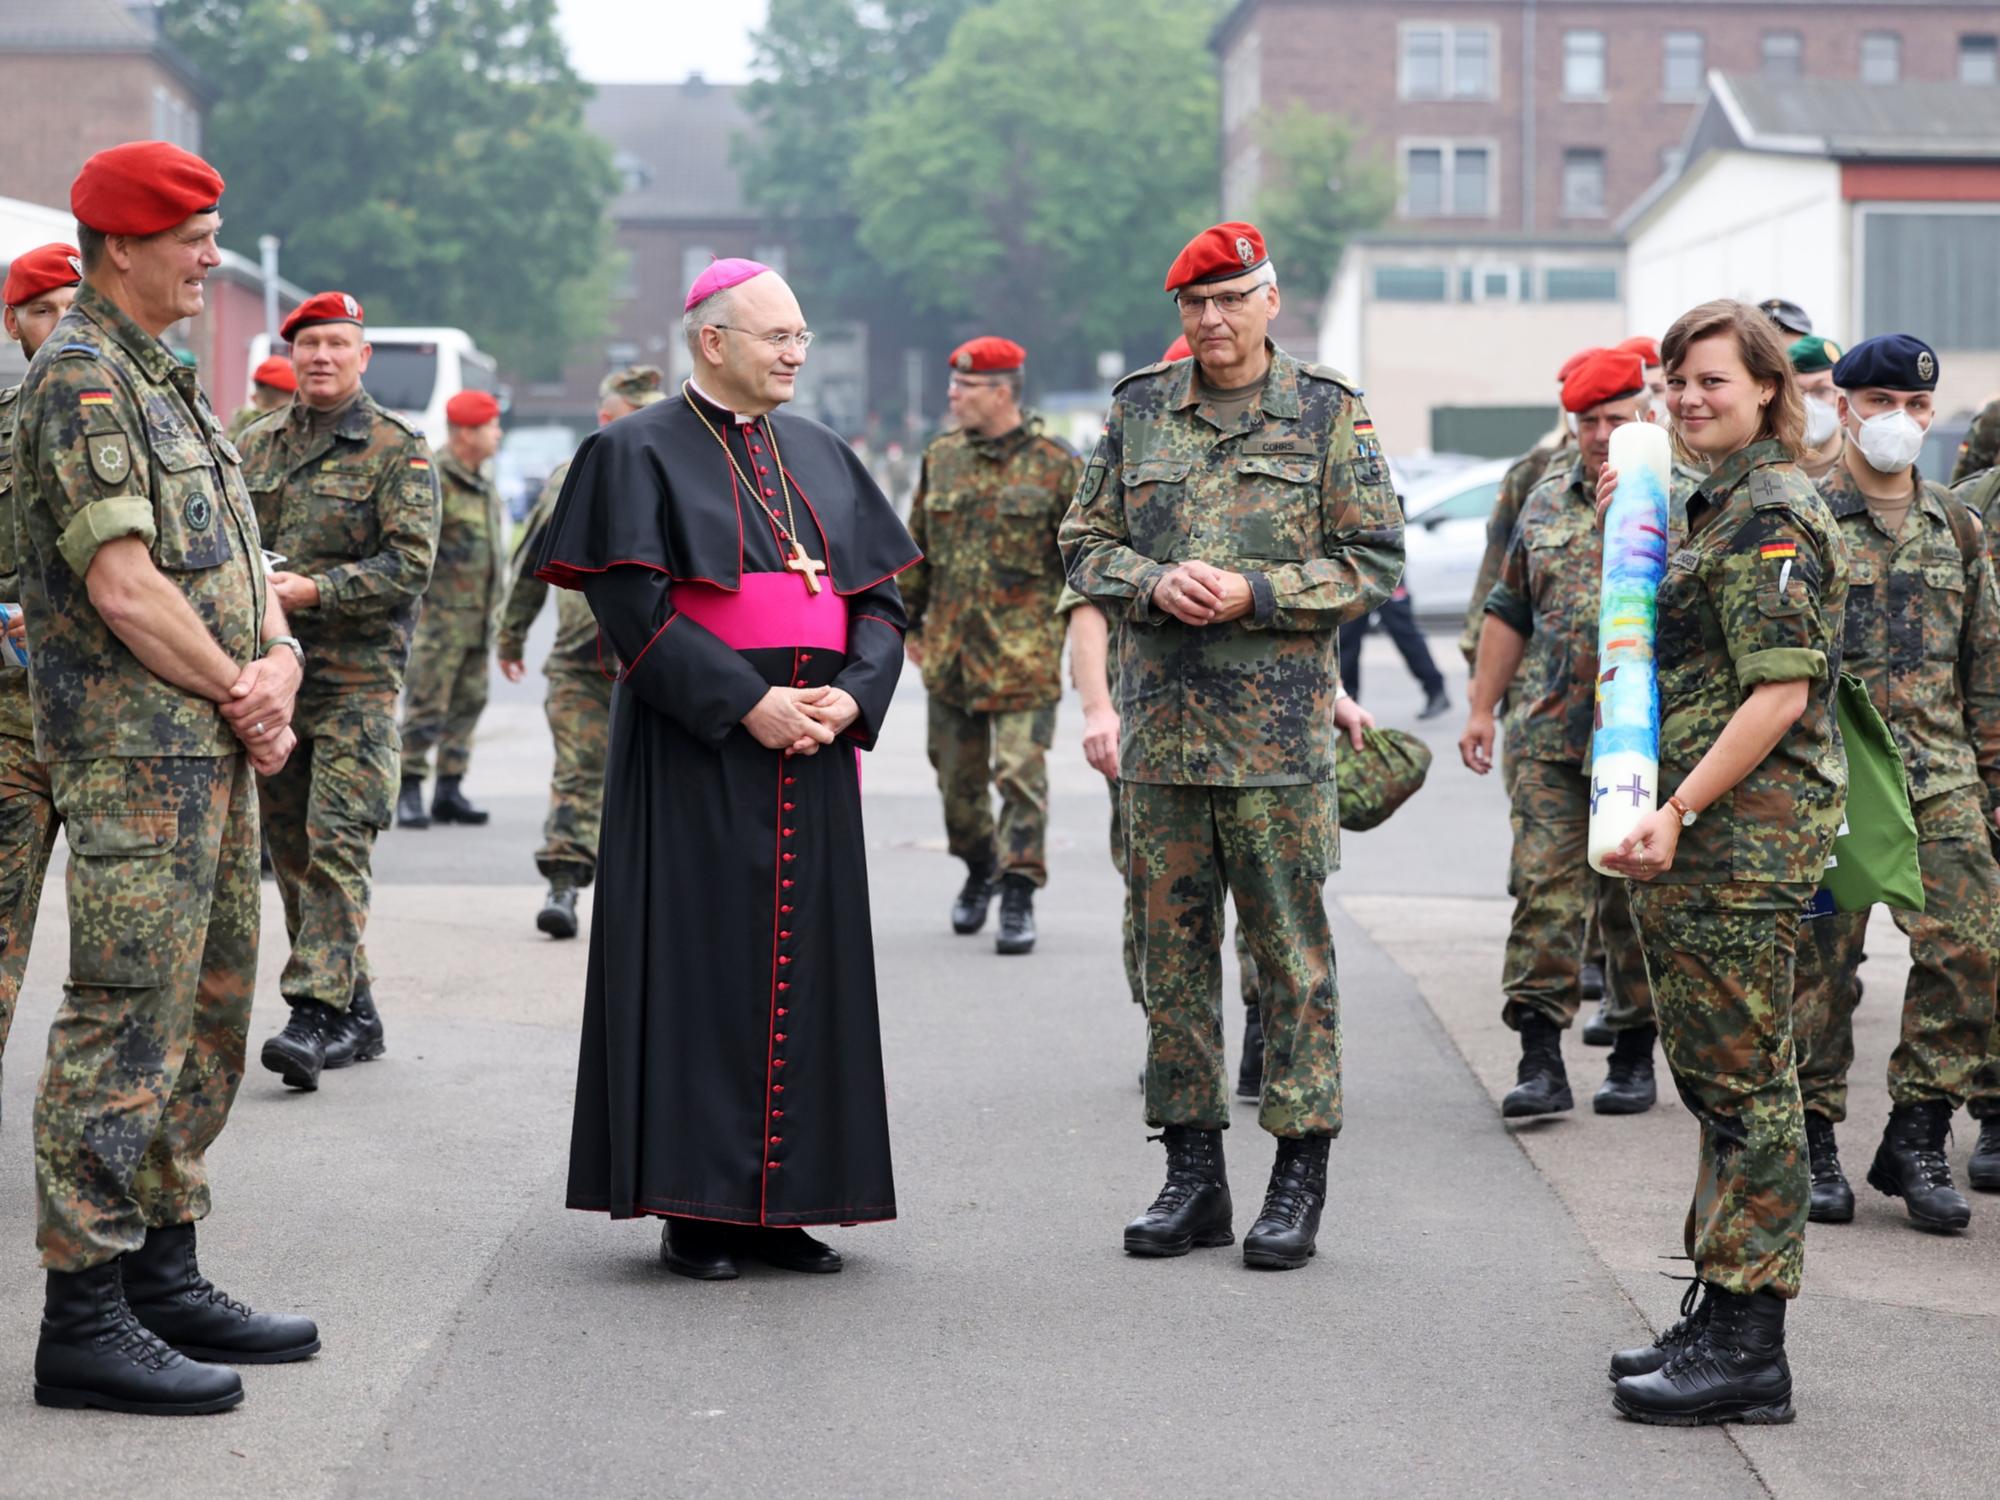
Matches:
[681,286,736,358]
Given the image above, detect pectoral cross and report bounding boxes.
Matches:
[787,541,825,596]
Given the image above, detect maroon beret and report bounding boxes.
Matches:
[3,243,82,307]
[1562,349,1648,415]
[1164,222,1268,292]
[949,336,1026,374]
[280,290,364,342]
[445,389,500,427]
[71,142,223,236]
[252,356,297,393]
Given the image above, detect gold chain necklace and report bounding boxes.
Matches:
[681,383,827,595]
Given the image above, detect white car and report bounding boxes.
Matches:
[1396,457,1518,623]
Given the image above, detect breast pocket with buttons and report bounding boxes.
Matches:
[1224,456,1319,562]
[1121,457,1193,559]
[148,427,233,572]
[305,470,381,561]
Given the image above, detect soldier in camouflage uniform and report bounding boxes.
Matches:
[1790,336,2000,1232]
[397,389,505,827]
[1949,393,2000,487]
[1601,300,1846,1427]
[1061,222,1402,1271]
[15,142,318,1414]
[1460,348,1658,1122]
[497,367,661,938]
[0,245,80,1121]
[1458,430,1571,670]
[238,291,440,1092]
[904,336,1079,954]
[225,355,295,443]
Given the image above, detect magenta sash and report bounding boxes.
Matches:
[671,572,848,652]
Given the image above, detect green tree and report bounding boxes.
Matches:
[848,0,1220,382]
[161,0,617,377]
[1253,103,1393,298]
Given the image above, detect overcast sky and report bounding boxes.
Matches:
[555,0,768,84]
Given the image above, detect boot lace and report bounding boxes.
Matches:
[94,1314,179,1371]
[1256,1161,1318,1229]
[1649,1263,1712,1355]
[1806,1117,1845,1186]
[1903,1107,1956,1191]
[1143,1132,1214,1214]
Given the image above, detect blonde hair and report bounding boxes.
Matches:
[1660,299,1804,460]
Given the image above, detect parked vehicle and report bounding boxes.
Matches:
[1396,456,1518,622]
[246,326,501,447]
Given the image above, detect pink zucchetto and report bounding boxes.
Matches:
[684,257,772,312]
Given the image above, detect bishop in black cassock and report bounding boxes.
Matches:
[533,261,919,1280]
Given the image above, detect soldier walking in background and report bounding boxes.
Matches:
[1952,392,2000,487]
[238,292,440,1092]
[226,355,296,443]
[0,243,81,1124]
[398,390,505,828]
[16,142,318,1414]
[903,337,1078,955]
[498,366,662,939]
[1062,222,1402,1270]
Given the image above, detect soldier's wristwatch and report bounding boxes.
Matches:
[1666,794,1699,827]
[262,635,306,670]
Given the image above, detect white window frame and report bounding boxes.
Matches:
[1961,34,1999,86]
[1468,264,1520,303]
[1662,31,1705,102]
[1399,137,1500,219]
[1397,21,1499,101]
[1861,31,1902,85]
[1762,31,1804,80]
[1562,30,1607,102]
[1560,148,1609,219]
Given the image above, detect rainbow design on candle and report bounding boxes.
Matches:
[1588,423,1672,874]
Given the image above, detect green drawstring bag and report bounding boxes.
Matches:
[1336,727,1432,832]
[1820,672,1923,913]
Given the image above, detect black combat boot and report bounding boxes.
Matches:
[1594,1024,1658,1115]
[1242,1135,1330,1270]
[1502,1013,1573,1118]
[259,999,342,1091]
[1613,1287,1794,1426]
[321,984,386,1070]
[1971,1116,2000,1193]
[124,1224,320,1364]
[396,775,430,828]
[1866,1099,1971,1232]
[33,1260,244,1415]
[1236,1005,1265,1102]
[1608,1276,1712,1382]
[660,1218,739,1281]
[538,879,580,939]
[431,775,489,825]
[1124,1125,1233,1256]
[995,874,1036,955]
[950,859,996,935]
[1805,1112,1854,1223]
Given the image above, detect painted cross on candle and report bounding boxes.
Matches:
[1590,781,1608,814]
[1619,775,1650,808]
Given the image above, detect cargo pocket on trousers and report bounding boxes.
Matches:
[66,809,179,988]
[321,725,400,832]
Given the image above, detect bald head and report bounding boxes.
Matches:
[683,270,809,416]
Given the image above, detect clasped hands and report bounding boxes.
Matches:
[743,684,861,755]
[219,649,302,774]
[1152,561,1253,626]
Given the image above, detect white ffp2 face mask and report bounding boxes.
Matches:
[1802,395,1840,449]
[1852,407,1926,473]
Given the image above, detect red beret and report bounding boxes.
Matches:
[948,336,1025,374]
[252,356,297,393]
[1618,334,1662,368]
[280,291,365,342]
[1164,221,1268,292]
[1556,348,1592,383]
[1561,349,1648,414]
[3,242,82,307]
[445,389,500,427]
[70,141,224,237]
[1162,335,1192,362]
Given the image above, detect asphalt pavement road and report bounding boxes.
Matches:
[1,618,1996,1498]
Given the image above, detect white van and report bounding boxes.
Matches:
[246,325,501,446]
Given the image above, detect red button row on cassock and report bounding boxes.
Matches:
[771,741,804,1175]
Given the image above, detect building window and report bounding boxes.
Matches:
[1399,23,1496,100]
[1561,149,1606,217]
[1762,32,1803,80]
[1374,267,1450,302]
[1563,31,1607,99]
[680,246,715,297]
[605,342,640,366]
[1863,210,2000,345]
[1545,267,1620,302]
[1400,142,1496,218]
[1222,30,1261,131]
[1861,32,1901,83]
[1962,35,1999,85]
[1663,31,1705,100]
[752,244,789,278]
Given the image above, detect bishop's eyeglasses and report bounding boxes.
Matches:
[711,325,815,352]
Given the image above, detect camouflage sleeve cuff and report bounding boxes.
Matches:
[1482,584,1532,638]
[1054,583,1088,616]
[1735,646,1826,686]
[1244,571,1277,625]
[57,496,157,579]
[1133,563,1174,623]
[304,572,342,612]
[497,636,527,660]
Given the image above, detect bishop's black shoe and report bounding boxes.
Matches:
[33,1261,244,1415]
[260,999,343,1091]
[1124,1126,1233,1256]
[431,775,489,825]
[322,985,386,1070]
[1613,1287,1794,1426]
[1608,1276,1712,1383]
[1242,1135,1329,1270]
[995,874,1037,954]
[951,860,996,935]
[735,1227,843,1274]
[124,1224,320,1365]
[396,776,430,828]
[1866,1099,1971,1232]
[1593,1024,1657,1115]
[1502,1013,1573,1118]
[538,879,580,939]
[1971,1116,2000,1193]
[1236,1005,1265,1102]
[1806,1111,1854,1224]
[661,1219,739,1281]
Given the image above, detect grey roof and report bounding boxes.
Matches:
[0,0,210,96]
[1710,72,2000,159]
[584,81,760,222]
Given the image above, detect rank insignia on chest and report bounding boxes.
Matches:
[87,433,130,485]
[184,493,212,531]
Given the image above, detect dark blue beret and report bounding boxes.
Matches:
[1832,333,1938,392]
